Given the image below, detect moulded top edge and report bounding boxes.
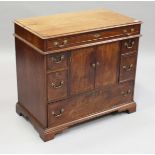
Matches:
[14,9,142,39]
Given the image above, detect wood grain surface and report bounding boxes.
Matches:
[15,9,141,141]
[15,9,141,38]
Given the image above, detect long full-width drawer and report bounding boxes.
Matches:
[48,81,134,127]
[46,24,141,51]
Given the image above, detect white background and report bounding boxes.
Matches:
[0,1,155,153]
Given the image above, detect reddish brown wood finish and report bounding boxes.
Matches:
[16,100,136,142]
[48,81,134,127]
[15,10,141,142]
[47,52,68,71]
[95,42,120,88]
[119,52,137,82]
[121,38,139,54]
[70,47,95,95]
[46,24,140,51]
[15,23,141,53]
[70,42,120,95]
[15,38,47,128]
[47,70,68,101]
[15,24,45,51]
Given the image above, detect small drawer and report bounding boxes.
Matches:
[47,52,68,71]
[48,81,134,127]
[119,53,137,82]
[48,70,67,101]
[46,24,140,51]
[121,38,139,53]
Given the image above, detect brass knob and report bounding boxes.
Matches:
[63,39,68,44]
[91,63,96,68]
[52,108,64,117]
[53,41,59,46]
[51,80,64,89]
[131,28,135,32]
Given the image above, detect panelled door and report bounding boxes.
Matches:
[70,47,95,95]
[95,42,120,88]
[70,42,120,95]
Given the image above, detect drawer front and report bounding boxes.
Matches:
[47,52,68,71]
[48,70,68,101]
[47,24,140,51]
[119,53,137,82]
[121,38,139,53]
[48,81,134,127]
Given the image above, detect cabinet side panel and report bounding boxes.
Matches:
[15,38,47,128]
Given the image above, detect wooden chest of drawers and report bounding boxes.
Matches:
[14,9,142,141]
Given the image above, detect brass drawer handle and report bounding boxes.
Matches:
[53,39,68,48]
[123,64,133,71]
[52,108,64,117]
[123,28,135,36]
[93,33,101,38]
[124,40,135,49]
[51,80,64,89]
[52,55,65,63]
[121,89,131,97]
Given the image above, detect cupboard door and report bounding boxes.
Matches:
[70,47,95,95]
[95,42,120,88]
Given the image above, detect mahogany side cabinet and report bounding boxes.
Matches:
[14,9,142,141]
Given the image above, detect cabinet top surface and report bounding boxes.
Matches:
[15,9,141,39]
